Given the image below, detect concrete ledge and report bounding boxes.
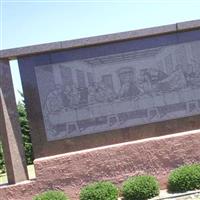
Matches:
[153,190,200,200]
[177,19,200,31]
[0,19,200,59]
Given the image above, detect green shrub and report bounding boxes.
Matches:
[80,181,118,200]
[33,190,69,200]
[168,164,200,193]
[122,175,159,200]
[0,141,5,174]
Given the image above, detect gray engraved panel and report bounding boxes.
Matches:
[35,40,200,141]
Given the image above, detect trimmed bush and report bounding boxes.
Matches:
[122,175,159,200]
[80,181,118,200]
[168,164,200,193]
[33,190,69,200]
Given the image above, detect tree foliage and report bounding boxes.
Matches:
[17,101,34,165]
[0,142,5,173]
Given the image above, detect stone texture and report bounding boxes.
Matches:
[177,19,200,31]
[0,130,200,200]
[33,130,200,199]
[18,27,200,158]
[0,59,28,184]
[1,19,199,60]
[34,40,200,141]
[60,23,177,49]
[1,19,200,59]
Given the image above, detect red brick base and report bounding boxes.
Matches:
[0,130,200,200]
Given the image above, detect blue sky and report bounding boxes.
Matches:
[1,0,200,102]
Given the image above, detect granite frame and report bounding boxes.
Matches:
[18,29,200,158]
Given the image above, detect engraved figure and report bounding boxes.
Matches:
[62,84,71,109]
[140,68,168,93]
[68,84,80,109]
[62,84,81,109]
[118,67,141,100]
[156,69,187,92]
[101,74,116,102]
[88,84,97,105]
[43,85,65,138]
[182,60,200,87]
[44,84,64,114]
[140,68,187,94]
[76,69,89,107]
[78,87,89,107]
[94,82,107,103]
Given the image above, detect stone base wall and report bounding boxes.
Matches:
[1,130,200,200]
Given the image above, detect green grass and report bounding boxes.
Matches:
[27,165,36,179]
[0,164,35,185]
[0,173,7,184]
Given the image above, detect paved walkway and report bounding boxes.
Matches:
[119,190,200,200]
[153,190,200,200]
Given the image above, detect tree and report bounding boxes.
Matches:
[0,141,5,173]
[17,102,34,165]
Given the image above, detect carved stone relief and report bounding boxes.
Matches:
[35,40,200,141]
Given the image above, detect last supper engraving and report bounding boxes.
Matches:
[35,40,200,141]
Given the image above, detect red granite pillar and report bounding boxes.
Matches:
[0,59,28,184]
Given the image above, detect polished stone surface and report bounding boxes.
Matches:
[0,59,28,184]
[17,27,200,158]
[35,40,200,141]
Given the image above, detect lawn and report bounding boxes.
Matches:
[0,165,35,185]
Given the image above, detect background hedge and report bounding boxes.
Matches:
[18,101,34,165]
[0,142,5,173]
[168,164,200,193]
